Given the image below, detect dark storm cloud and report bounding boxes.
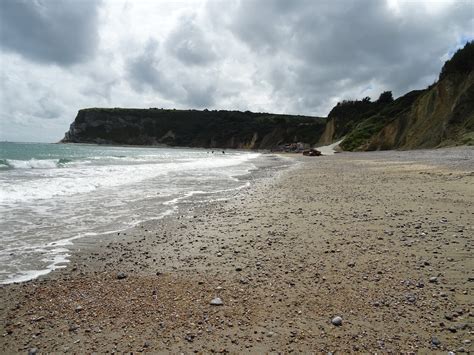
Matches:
[0,0,102,65]
[215,0,473,112]
[165,15,217,66]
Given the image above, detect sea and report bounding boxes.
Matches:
[0,142,284,284]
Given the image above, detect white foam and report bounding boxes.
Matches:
[163,190,207,205]
[0,204,181,285]
[5,158,60,169]
[163,181,252,206]
[0,149,263,284]
[0,153,261,205]
[1,249,70,284]
[3,268,54,284]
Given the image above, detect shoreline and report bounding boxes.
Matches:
[0,147,279,285]
[1,147,473,353]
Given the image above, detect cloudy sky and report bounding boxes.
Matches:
[0,0,472,142]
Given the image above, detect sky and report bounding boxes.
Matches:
[0,0,473,142]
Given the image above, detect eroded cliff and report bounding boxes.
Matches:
[320,42,474,151]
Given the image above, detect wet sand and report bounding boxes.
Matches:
[1,147,473,353]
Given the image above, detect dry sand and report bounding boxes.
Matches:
[1,147,473,354]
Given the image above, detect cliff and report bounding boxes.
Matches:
[62,42,474,151]
[62,109,327,149]
[319,41,474,150]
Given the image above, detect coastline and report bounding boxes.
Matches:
[1,147,473,353]
[0,145,273,285]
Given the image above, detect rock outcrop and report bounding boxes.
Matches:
[62,109,327,149]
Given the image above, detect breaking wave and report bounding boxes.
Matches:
[0,158,73,169]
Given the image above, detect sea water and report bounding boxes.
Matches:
[0,142,263,284]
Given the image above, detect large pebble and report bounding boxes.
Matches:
[331,316,342,326]
[210,297,223,306]
[117,272,127,280]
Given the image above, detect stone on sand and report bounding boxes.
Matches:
[116,272,127,279]
[210,297,223,306]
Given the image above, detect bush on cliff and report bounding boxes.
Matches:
[440,41,474,80]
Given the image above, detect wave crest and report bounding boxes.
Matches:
[0,158,64,169]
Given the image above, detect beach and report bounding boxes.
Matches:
[1,147,473,353]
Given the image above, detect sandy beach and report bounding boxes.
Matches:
[1,147,473,353]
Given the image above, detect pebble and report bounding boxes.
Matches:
[184,334,195,342]
[405,294,416,303]
[210,297,223,306]
[116,272,127,280]
[445,313,454,320]
[69,324,79,332]
[331,316,342,326]
[431,336,441,346]
[28,348,38,355]
[429,276,438,283]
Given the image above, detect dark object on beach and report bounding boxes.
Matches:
[303,148,322,156]
[116,272,127,280]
